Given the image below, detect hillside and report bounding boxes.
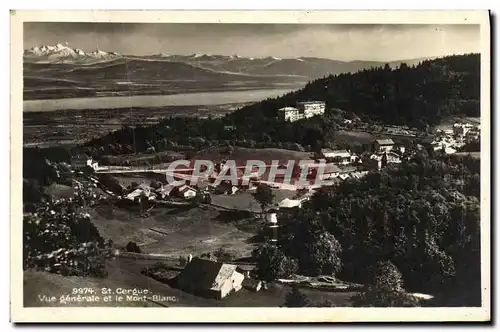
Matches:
[144,54,432,78]
[227,54,480,128]
[24,43,441,100]
[78,54,480,157]
[23,58,304,100]
[24,44,434,79]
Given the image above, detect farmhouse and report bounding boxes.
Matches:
[320,149,354,164]
[175,184,197,199]
[374,138,395,153]
[175,258,245,299]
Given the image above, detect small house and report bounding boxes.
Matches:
[321,149,353,165]
[175,258,245,299]
[278,198,303,209]
[374,139,394,153]
[278,107,302,122]
[321,163,341,180]
[172,184,197,199]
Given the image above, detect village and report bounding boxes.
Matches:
[47,99,480,304]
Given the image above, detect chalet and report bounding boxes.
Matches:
[278,198,303,209]
[385,151,402,164]
[171,184,197,199]
[175,258,245,299]
[321,149,354,165]
[366,151,401,170]
[374,139,394,153]
[306,163,341,180]
[125,187,156,201]
[321,163,341,180]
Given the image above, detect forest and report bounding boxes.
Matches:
[254,151,481,306]
[77,53,480,159]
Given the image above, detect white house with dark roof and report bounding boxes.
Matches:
[320,149,355,165]
[374,138,395,153]
[175,258,244,299]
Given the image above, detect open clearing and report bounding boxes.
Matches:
[194,147,313,165]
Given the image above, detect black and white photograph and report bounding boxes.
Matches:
[10,10,490,322]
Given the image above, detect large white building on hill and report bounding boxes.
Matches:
[297,101,326,118]
[278,101,326,122]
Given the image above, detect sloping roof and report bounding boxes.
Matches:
[278,107,299,112]
[323,149,351,158]
[376,139,394,145]
[297,101,325,105]
[125,189,143,200]
[177,258,238,291]
[178,184,197,194]
[323,164,341,174]
[137,183,152,191]
[279,198,302,208]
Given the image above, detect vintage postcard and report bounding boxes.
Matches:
[10,10,491,322]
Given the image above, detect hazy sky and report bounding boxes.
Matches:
[23,23,480,61]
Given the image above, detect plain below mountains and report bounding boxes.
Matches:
[24,43,436,100]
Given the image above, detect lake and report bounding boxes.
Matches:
[23,88,295,112]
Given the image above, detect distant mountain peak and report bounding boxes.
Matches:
[24,43,121,62]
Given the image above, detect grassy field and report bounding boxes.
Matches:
[24,182,362,308]
[333,130,376,146]
[87,198,261,257]
[194,147,313,165]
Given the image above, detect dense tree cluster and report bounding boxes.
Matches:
[258,153,480,306]
[23,184,113,277]
[350,261,421,307]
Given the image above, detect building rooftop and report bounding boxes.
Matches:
[278,107,299,112]
[177,258,239,292]
[321,149,351,157]
[297,101,325,105]
[375,139,395,145]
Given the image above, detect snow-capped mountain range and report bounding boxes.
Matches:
[24,43,121,62]
[24,43,435,79]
